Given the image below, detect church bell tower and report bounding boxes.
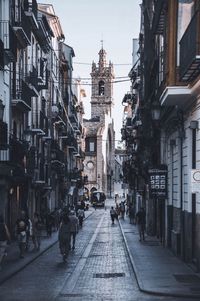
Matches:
[90,47,115,119]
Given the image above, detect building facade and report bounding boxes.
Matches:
[0,0,84,235]
[122,0,200,271]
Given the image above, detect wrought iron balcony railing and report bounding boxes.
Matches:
[24,0,38,30]
[13,9,31,48]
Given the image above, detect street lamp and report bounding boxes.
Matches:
[0,99,5,121]
[151,101,161,121]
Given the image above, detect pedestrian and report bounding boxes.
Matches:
[58,214,71,262]
[77,207,85,228]
[129,205,135,224]
[46,211,54,237]
[120,201,125,219]
[0,214,11,270]
[136,207,146,241]
[25,213,33,251]
[69,210,78,250]
[110,206,116,224]
[32,212,42,251]
[15,210,29,258]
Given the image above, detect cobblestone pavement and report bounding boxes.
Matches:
[0,203,195,301]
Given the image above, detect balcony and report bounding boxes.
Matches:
[35,14,52,53]
[12,80,32,112]
[13,10,31,48]
[0,38,4,69]
[152,0,166,34]
[24,0,38,30]
[159,86,192,107]
[31,112,47,136]
[26,66,39,96]
[10,137,28,166]
[179,10,200,82]
[38,65,49,91]
[0,21,17,62]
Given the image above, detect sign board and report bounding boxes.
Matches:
[148,167,167,198]
[191,169,200,193]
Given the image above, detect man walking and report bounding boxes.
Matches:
[136,207,146,241]
[69,210,78,250]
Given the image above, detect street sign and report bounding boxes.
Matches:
[191,169,200,193]
[148,167,167,198]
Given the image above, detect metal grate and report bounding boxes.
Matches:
[93,273,125,278]
[174,274,200,283]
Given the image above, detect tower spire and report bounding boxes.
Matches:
[100,39,104,49]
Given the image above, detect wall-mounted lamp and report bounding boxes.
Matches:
[151,101,161,121]
[189,120,199,130]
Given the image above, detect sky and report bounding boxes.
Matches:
[41,0,141,143]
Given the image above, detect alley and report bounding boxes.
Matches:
[0,202,193,301]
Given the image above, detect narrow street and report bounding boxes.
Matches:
[0,200,193,301]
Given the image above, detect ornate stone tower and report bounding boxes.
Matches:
[90,47,115,119]
[83,47,115,197]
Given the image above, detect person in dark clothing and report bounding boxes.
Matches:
[15,211,29,258]
[58,214,71,262]
[129,206,135,224]
[110,207,116,224]
[46,212,54,237]
[136,207,146,241]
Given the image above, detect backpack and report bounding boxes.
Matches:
[0,223,7,241]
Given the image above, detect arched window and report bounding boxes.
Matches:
[99,80,105,96]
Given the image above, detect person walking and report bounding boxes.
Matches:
[25,214,32,251]
[46,211,54,237]
[32,212,42,251]
[129,205,135,224]
[58,214,71,262]
[110,206,116,224]
[69,210,78,250]
[15,210,29,258]
[120,201,125,219]
[77,207,85,228]
[136,207,146,241]
[0,215,11,271]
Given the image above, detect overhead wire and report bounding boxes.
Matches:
[3,68,131,86]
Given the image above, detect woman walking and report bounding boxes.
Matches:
[58,214,71,262]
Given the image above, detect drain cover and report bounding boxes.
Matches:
[93,273,125,278]
[174,274,200,283]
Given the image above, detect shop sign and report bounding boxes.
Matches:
[148,166,167,198]
[191,169,200,193]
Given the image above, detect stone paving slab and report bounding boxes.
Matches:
[0,210,94,285]
[119,217,200,299]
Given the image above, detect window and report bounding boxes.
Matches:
[99,80,105,96]
[89,142,95,152]
[177,0,194,65]
[85,137,96,153]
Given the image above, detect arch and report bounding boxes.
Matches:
[91,187,97,193]
[98,80,105,96]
